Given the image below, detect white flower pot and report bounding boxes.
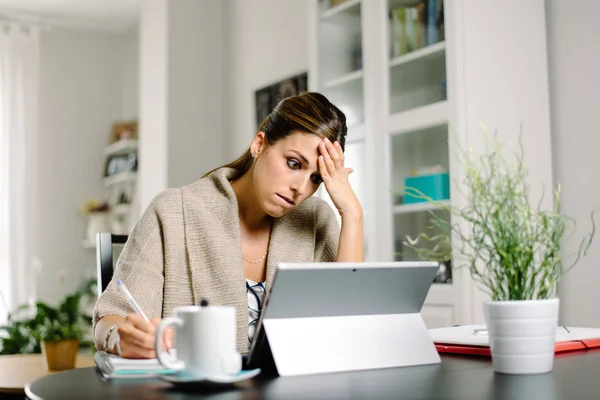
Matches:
[484,298,559,375]
[86,212,110,242]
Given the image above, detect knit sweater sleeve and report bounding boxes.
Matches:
[92,189,182,329]
[314,200,340,262]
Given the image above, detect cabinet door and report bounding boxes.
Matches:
[387,0,446,115]
[390,125,451,281]
[316,0,365,128]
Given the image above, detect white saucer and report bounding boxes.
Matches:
[154,368,261,386]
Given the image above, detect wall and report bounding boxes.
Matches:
[138,0,227,210]
[138,0,168,210]
[225,0,309,159]
[36,27,133,305]
[167,0,226,188]
[546,0,600,326]
[120,27,139,120]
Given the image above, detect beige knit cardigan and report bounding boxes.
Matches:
[93,167,339,354]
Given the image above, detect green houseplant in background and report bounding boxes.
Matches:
[404,129,597,375]
[0,278,96,370]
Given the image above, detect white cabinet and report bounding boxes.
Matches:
[310,0,553,327]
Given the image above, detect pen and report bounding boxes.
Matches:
[117,279,150,322]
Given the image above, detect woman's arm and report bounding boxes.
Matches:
[337,209,364,262]
[95,314,125,353]
[317,137,365,262]
[93,189,181,357]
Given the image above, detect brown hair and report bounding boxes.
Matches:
[205,92,347,180]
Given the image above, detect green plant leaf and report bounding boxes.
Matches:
[402,128,598,301]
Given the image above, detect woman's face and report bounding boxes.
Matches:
[251,131,325,217]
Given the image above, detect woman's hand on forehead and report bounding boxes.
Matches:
[317,137,361,218]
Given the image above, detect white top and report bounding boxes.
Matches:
[246,279,266,346]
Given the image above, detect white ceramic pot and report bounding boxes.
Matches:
[86,212,110,242]
[484,298,559,375]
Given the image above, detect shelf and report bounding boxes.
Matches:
[104,139,138,156]
[388,0,423,9]
[388,101,449,135]
[389,42,446,69]
[321,0,361,19]
[324,69,364,90]
[104,172,137,186]
[393,200,450,215]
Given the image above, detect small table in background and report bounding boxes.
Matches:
[0,353,95,395]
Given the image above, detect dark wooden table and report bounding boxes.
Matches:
[25,349,600,400]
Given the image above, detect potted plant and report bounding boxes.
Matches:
[82,199,111,242]
[403,130,597,375]
[38,293,89,371]
[0,279,96,369]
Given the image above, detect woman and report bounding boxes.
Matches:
[93,92,364,359]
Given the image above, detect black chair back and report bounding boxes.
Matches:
[96,232,128,295]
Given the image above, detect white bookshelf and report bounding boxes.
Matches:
[104,139,138,156]
[388,101,449,135]
[310,0,554,328]
[103,171,137,187]
[389,41,446,69]
[393,200,450,215]
[320,0,361,19]
[324,69,364,90]
[83,138,139,249]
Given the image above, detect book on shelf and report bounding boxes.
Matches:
[390,0,444,58]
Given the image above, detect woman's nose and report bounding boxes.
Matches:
[291,174,311,196]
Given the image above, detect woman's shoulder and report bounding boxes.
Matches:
[148,187,183,207]
[148,168,232,206]
[181,168,235,198]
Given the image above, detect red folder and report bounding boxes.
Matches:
[429,325,600,357]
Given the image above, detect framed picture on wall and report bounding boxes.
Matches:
[104,153,138,177]
[255,72,308,128]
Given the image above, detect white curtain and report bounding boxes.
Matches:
[0,23,40,323]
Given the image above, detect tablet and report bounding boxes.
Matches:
[246,261,440,375]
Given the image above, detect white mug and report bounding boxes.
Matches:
[155,305,241,377]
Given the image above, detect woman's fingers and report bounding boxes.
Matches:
[114,314,160,359]
[119,345,155,359]
[318,155,329,179]
[151,317,174,352]
[119,321,155,349]
[164,326,174,350]
[319,138,346,173]
[334,141,345,163]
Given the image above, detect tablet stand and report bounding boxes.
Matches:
[261,313,440,376]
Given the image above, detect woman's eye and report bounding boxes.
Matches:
[287,159,301,170]
[311,175,323,185]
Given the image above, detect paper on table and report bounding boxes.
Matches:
[94,350,177,378]
[428,324,600,346]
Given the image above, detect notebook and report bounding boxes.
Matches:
[94,350,177,379]
[429,324,600,356]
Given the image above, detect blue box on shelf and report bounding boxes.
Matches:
[404,173,450,204]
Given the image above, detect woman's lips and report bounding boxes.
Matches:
[277,194,294,207]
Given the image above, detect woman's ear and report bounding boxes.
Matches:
[251,132,267,156]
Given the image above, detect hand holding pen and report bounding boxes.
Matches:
[113,280,174,359]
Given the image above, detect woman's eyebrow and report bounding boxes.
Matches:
[289,150,310,166]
